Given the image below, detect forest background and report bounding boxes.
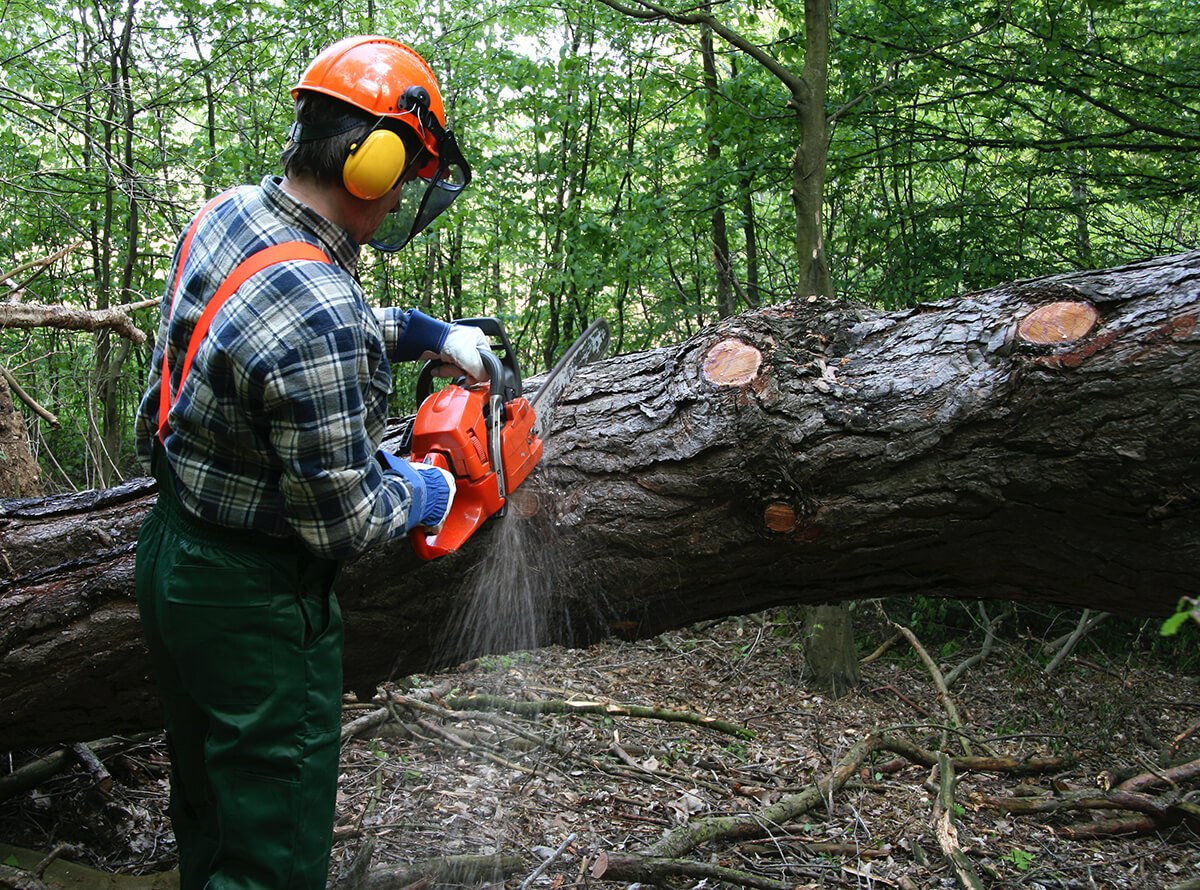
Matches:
[0,0,1196,500]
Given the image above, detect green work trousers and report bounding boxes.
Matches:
[136,451,343,890]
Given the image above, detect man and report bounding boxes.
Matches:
[134,35,482,889]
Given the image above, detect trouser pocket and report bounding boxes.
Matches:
[295,553,340,649]
[163,541,277,706]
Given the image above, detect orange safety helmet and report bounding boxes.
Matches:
[291,35,472,251]
[293,35,444,176]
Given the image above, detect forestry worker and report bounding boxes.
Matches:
[133,35,482,890]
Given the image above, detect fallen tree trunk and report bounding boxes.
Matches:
[3,251,1198,749]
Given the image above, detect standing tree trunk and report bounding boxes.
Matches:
[3,252,1199,749]
[597,0,835,298]
[701,20,735,319]
[86,0,140,489]
[0,374,43,499]
[790,0,834,301]
[802,604,861,698]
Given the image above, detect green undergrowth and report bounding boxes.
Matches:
[846,597,1200,675]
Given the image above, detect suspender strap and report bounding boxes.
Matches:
[157,193,331,443]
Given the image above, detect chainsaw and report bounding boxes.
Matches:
[399,316,609,560]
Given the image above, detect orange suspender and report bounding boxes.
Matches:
[157,193,331,443]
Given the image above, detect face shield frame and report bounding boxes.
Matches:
[368,107,473,253]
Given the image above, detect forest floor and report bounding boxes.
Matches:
[2,605,1198,890]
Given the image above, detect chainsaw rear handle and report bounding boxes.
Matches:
[414,317,523,405]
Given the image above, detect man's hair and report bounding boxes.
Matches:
[282,91,426,188]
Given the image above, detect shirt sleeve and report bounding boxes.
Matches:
[373,307,452,363]
[262,321,423,560]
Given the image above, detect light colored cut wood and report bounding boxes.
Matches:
[1017,301,1099,345]
[763,502,797,532]
[702,338,762,386]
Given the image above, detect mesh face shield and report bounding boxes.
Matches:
[369,121,472,253]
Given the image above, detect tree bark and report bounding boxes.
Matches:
[2,251,1199,749]
[801,604,860,698]
[0,374,43,499]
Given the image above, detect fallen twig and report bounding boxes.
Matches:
[1043,609,1111,672]
[446,691,755,739]
[415,694,736,797]
[860,631,902,665]
[1058,814,1159,839]
[0,734,154,803]
[592,851,793,890]
[981,785,1200,830]
[869,684,930,717]
[890,619,974,757]
[341,707,391,743]
[1114,753,1200,793]
[413,717,535,774]
[519,832,576,890]
[68,743,111,796]
[943,604,1010,689]
[359,853,523,890]
[932,752,985,890]
[878,735,1072,776]
[645,732,881,859]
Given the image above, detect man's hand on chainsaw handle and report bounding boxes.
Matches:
[426,324,492,383]
[411,464,455,532]
[375,449,457,533]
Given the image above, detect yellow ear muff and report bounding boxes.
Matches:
[343,129,408,200]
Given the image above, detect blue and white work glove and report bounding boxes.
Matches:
[397,309,492,382]
[376,449,457,532]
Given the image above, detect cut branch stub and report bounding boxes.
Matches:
[702,338,762,386]
[764,502,797,532]
[1016,301,1099,345]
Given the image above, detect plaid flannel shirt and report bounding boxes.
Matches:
[136,176,431,560]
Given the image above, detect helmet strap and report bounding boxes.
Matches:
[288,112,374,144]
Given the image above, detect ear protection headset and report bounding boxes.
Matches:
[341,86,433,200]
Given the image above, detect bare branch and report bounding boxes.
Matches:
[594,0,808,102]
[0,242,84,295]
[0,299,156,344]
[0,367,59,428]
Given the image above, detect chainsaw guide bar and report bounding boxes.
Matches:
[528,317,611,439]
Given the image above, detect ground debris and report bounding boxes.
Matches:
[1,608,1198,889]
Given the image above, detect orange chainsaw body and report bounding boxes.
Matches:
[408,379,543,560]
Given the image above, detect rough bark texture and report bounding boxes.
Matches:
[0,375,43,499]
[2,251,1198,750]
[801,604,861,698]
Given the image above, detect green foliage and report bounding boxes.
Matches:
[1004,848,1036,872]
[0,0,1196,491]
[1161,597,1200,637]
[829,0,1200,306]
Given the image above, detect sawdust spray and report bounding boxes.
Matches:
[437,504,559,670]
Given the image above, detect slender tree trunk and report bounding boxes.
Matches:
[740,173,760,308]
[701,21,735,318]
[790,0,834,301]
[86,0,139,489]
